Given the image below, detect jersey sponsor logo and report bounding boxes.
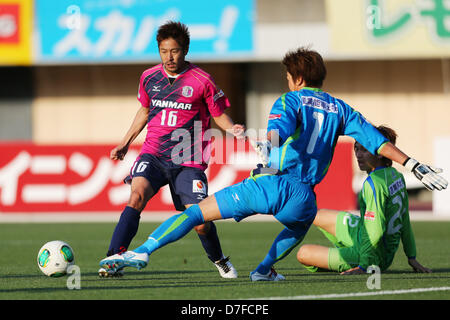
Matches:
[364,211,375,221]
[301,96,338,114]
[192,180,206,194]
[152,85,161,92]
[151,99,192,110]
[182,86,193,97]
[213,89,225,102]
[268,114,282,120]
[388,178,405,196]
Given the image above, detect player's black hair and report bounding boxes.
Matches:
[377,125,398,167]
[282,47,327,88]
[157,21,190,53]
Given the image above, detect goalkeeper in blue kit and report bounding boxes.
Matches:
[297,125,432,274]
[99,48,447,281]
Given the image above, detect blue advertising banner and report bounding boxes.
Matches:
[35,0,254,63]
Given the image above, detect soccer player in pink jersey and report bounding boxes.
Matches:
[99,21,244,278]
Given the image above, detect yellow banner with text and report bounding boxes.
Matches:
[326,0,450,58]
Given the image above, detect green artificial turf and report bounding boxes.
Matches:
[0,221,449,301]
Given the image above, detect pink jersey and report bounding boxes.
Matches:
[137,63,230,170]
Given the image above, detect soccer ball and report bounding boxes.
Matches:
[37,240,75,277]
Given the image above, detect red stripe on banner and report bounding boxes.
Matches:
[0,140,355,213]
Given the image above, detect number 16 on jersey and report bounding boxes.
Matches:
[160,110,178,127]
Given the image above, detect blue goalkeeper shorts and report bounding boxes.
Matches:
[214,173,317,234]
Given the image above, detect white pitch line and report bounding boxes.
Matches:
[251,286,450,300]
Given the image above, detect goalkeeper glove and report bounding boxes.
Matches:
[404,158,448,191]
[249,140,271,167]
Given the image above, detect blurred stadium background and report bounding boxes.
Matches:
[1,0,450,221]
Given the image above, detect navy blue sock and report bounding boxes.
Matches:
[107,206,141,256]
[197,221,223,263]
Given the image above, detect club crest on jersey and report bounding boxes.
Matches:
[182,86,194,98]
[192,180,206,194]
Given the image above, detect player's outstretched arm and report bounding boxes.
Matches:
[212,113,245,139]
[408,258,432,273]
[378,142,448,191]
[110,106,149,161]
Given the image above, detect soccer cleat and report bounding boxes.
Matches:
[99,251,148,272]
[98,267,124,278]
[214,256,238,279]
[249,268,285,281]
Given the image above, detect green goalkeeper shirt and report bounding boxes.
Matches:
[357,166,417,270]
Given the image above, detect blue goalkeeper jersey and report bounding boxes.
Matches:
[267,87,388,186]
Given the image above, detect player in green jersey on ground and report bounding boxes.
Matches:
[296,125,432,275]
